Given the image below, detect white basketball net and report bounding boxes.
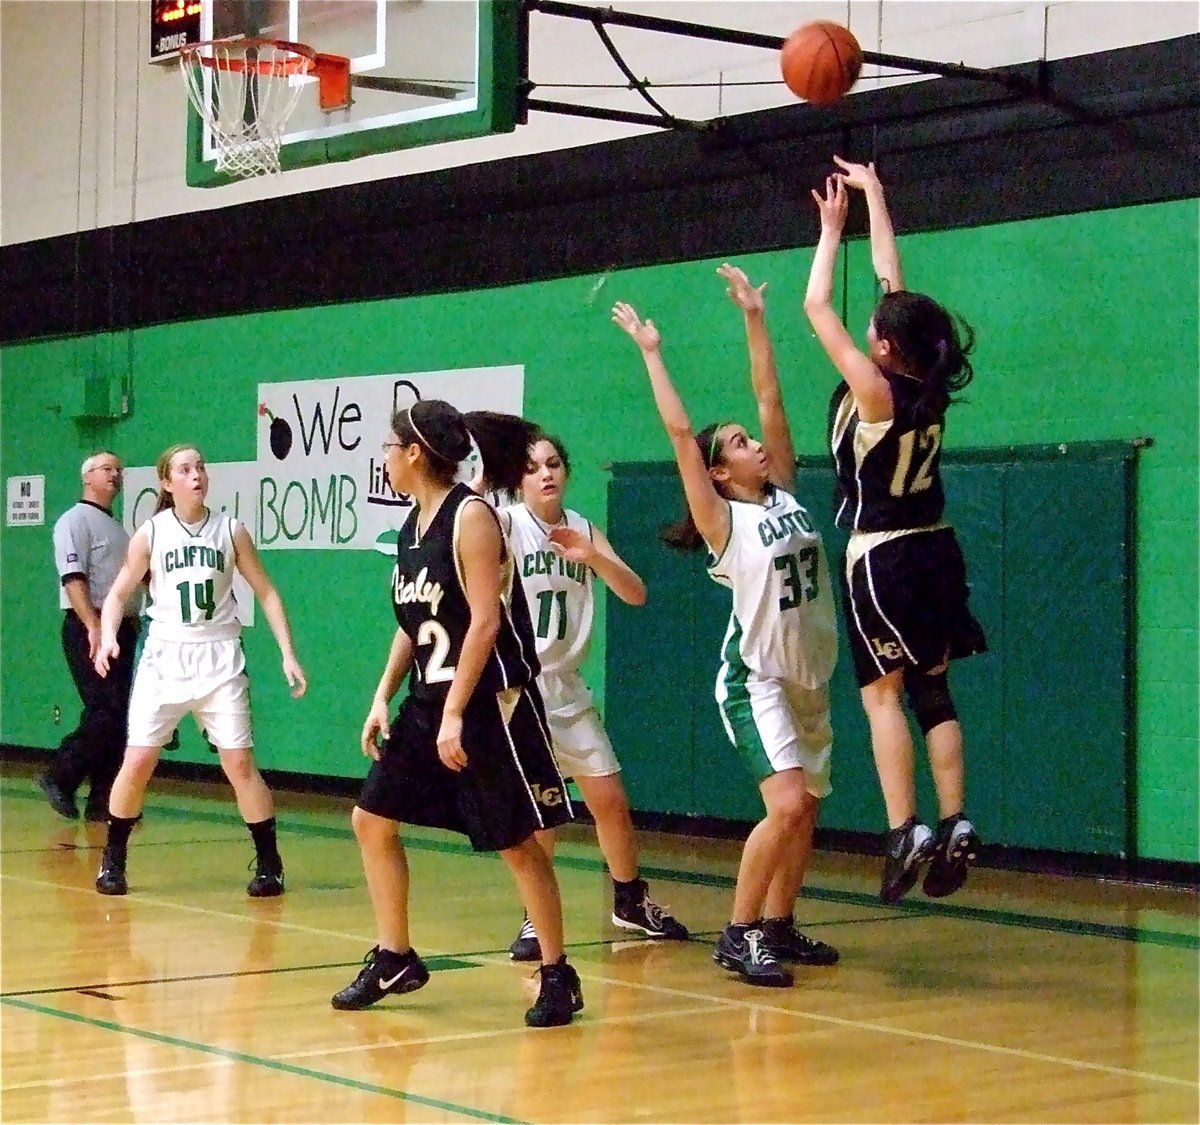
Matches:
[180,41,311,179]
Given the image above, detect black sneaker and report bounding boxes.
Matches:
[923,815,982,898]
[84,791,110,823]
[331,946,430,1011]
[96,848,128,896]
[247,858,285,898]
[39,773,79,820]
[712,925,793,987]
[880,817,935,905]
[524,959,584,1028]
[509,915,542,962]
[612,881,690,940]
[760,917,840,965]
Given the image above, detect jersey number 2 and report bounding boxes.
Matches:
[175,579,215,623]
[417,620,456,684]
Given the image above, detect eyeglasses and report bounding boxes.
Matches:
[381,441,403,455]
[88,465,122,474]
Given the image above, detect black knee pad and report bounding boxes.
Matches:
[903,669,957,735]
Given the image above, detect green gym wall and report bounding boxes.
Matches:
[1,198,1196,863]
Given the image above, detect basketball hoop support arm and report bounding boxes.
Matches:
[524,0,1038,95]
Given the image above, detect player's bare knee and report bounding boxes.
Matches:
[903,667,958,735]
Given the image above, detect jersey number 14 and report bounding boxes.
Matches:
[175,579,215,623]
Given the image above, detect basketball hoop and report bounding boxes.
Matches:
[179,38,351,179]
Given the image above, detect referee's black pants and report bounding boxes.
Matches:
[46,612,139,804]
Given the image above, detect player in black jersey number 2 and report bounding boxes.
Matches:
[805,157,988,905]
[330,401,583,1028]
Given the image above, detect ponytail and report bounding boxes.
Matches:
[463,411,543,494]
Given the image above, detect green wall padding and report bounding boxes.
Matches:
[606,446,1133,856]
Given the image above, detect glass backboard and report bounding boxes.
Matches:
[186,0,521,186]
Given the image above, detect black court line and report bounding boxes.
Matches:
[0,956,478,1000]
[5,781,1197,951]
[1,836,245,856]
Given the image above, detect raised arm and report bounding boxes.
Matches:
[611,302,731,555]
[833,155,905,294]
[232,523,307,697]
[803,176,895,424]
[94,529,151,676]
[718,263,795,491]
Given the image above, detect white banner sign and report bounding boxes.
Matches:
[123,462,257,626]
[254,367,523,551]
[6,475,45,526]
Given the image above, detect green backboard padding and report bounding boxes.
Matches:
[606,445,1133,854]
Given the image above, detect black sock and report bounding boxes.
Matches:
[247,817,281,868]
[106,815,140,859]
[612,875,643,907]
[727,920,757,938]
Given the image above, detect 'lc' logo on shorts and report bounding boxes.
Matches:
[532,784,564,807]
[871,637,903,660]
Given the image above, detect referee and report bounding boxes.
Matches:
[40,451,141,821]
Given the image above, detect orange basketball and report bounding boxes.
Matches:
[780,21,863,105]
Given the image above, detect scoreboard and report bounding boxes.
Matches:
[149,0,202,62]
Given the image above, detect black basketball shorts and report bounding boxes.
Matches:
[357,685,573,852]
[842,526,988,687]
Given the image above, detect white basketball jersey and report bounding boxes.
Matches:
[707,486,838,688]
[144,508,241,642]
[503,504,594,680]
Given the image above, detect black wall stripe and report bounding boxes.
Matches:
[2,35,1196,345]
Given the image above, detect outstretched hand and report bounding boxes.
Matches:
[611,301,661,352]
[812,175,848,231]
[832,154,881,192]
[717,263,766,313]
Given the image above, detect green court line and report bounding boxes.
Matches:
[1,956,478,1000]
[6,781,1196,951]
[0,995,528,1124]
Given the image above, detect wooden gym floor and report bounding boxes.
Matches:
[1,759,1196,1124]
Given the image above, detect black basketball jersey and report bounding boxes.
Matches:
[828,375,947,532]
[392,484,540,702]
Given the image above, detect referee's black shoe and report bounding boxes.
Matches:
[525,958,584,1027]
[331,946,429,1010]
[39,773,79,820]
[96,848,128,896]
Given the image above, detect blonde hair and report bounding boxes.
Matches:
[153,444,202,513]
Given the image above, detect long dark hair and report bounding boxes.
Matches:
[659,420,734,553]
[873,290,975,423]
[530,433,572,478]
[391,401,540,493]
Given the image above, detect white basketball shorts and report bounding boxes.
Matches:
[127,637,253,751]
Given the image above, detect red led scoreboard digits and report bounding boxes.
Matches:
[150,0,202,62]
